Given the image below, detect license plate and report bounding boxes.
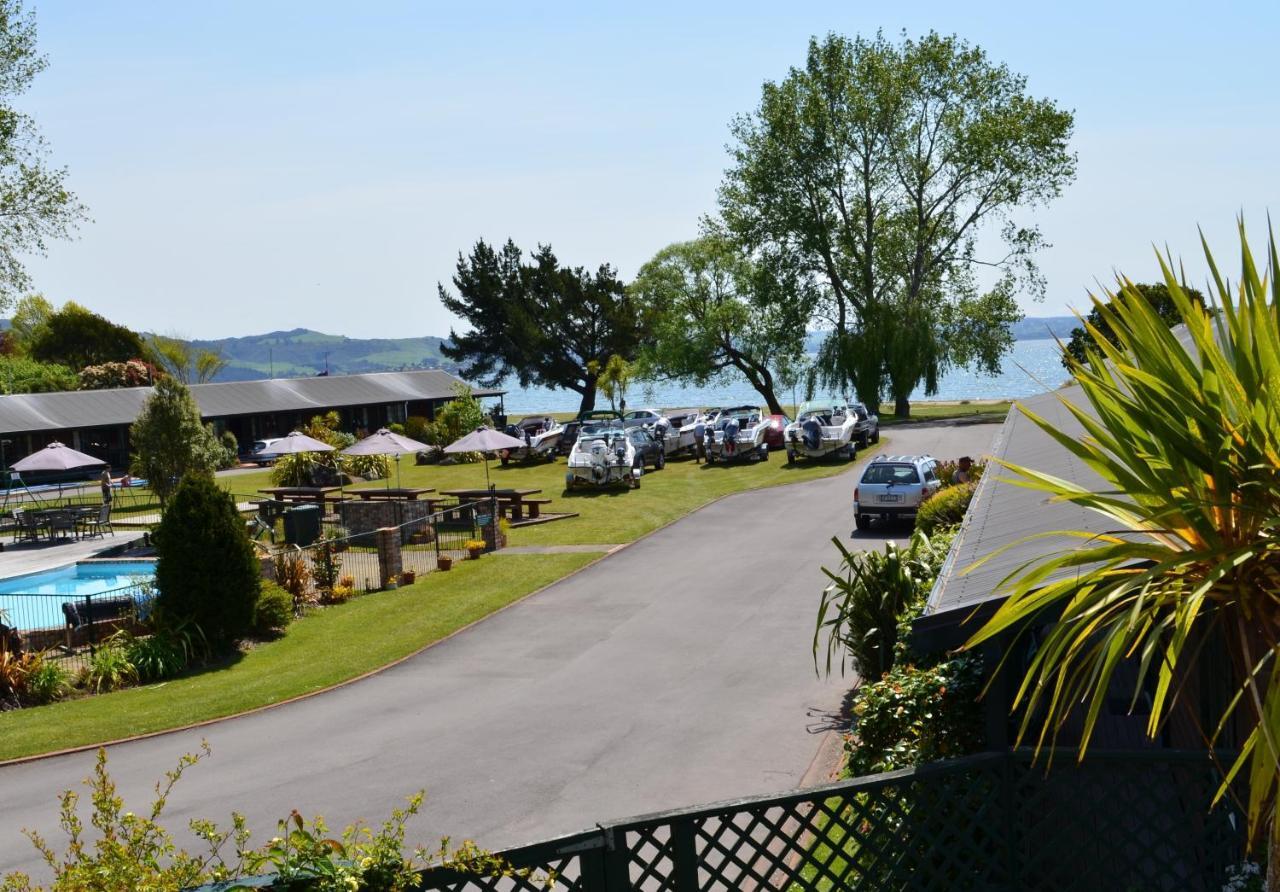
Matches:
[878,494,903,503]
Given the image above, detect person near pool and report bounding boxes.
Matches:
[100,467,113,504]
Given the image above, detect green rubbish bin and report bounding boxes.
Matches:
[283,504,322,547]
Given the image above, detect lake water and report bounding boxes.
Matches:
[497,339,1070,414]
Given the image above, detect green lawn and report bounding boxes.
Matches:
[877,400,1010,425]
[0,552,594,762]
[218,444,870,548]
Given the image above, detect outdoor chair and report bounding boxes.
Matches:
[47,509,77,541]
[77,503,114,539]
[11,509,41,543]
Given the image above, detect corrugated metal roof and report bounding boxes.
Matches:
[925,384,1113,617]
[0,370,504,434]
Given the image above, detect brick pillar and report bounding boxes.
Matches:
[375,527,402,588]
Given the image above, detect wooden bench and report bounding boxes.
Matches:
[512,497,555,519]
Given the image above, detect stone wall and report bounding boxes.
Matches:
[338,499,435,545]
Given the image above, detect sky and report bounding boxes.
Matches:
[16,1,1280,339]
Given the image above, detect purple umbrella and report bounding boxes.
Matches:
[342,428,430,488]
[443,427,526,487]
[10,441,107,473]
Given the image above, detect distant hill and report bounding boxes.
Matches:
[185,329,456,382]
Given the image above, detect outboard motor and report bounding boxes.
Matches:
[504,424,521,439]
[723,418,740,456]
[589,439,608,482]
[802,418,822,451]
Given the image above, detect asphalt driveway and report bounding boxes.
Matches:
[0,422,999,874]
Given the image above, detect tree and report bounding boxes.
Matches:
[8,292,52,350]
[439,240,644,414]
[148,334,228,384]
[29,304,146,370]
[0,2,87,308]
[595,354,633,413]
[1062,281,1205,367]
[153,473,259,649]
[631,234,814,414]
[0,353,74,392]
[720,31,1075,416]
[129,377,220,508]
[966,229,1280,883]
[78,359,159,390]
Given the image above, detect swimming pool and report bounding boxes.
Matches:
[0,561,156,630]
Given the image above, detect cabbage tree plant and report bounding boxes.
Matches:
[966,224,1280,880]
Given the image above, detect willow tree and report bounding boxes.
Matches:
[720,31,1075,415]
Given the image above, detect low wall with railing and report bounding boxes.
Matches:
[0,580,155,675]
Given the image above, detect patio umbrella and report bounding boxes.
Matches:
[270,431,336,455]
[10,441,107,473]
[443,427,526,487]
[341,428,430,488]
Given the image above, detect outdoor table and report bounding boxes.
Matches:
[348,487,435,501]
[32,508,78,541]
[257,486,342,505]
[439,488,544,521]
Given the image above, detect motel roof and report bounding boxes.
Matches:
[0,369,503,434]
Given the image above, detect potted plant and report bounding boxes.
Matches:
[497,518,511,549]
[465,539,486,560]
[400,569,416,586]
[384,577,398,590]
[437,554,453,571]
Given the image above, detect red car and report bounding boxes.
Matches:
[764,414,791,451]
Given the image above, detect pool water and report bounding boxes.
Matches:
[0,561,156,631]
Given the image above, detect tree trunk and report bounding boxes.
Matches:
[577,383,596,415]
[894,396,910,418]
[731,355,785,416]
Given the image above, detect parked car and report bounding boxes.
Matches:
[850,402,881,447]
[853,454,941,531]
[251,438,284,466]
[705,406,772,463]
[500,415,565,465]
[627,427,666,470]
[784,401,859,463]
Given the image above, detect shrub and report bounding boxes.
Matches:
[154,474,261,649]
[214,428,241,470]
[21,653,70,705]
[387,422,405,435]
[814,528,955,682]
[273,551,313,614]
[404,415,430,442]
[310,531,343,596]
[934,458,986,488]
[253,583,293,636]
[846,653,985,776]
[130,377,223,508]
[916,482,976,534]
[79,642,138,694]
[120,630,191,682]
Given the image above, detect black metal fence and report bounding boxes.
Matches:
[287,499,489,595]
[410,749,1244,892]
[0,579,156,676]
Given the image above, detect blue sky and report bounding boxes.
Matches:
[18,1,1280,338]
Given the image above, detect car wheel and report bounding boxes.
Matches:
[855,513,870,531]
[787,450,796,465]
[656,451,665,470]
[871,426,880,444]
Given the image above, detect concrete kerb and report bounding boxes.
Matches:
[0,437,894,767]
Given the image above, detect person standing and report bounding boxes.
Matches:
[694,416,707,464]
[955,456,973,484]
[100,468,113,505]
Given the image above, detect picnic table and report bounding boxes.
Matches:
[348,487,435,501]
[257,486,343,505]
[11,505,99,542]
[439,488,548,521]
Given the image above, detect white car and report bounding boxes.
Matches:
[854,454,942,531]
[565,415,643,490]
[500,416,564,465]
[784,400,859,462]
[705,406,771,463]
[622,408,690,456]
[251,438,285,466]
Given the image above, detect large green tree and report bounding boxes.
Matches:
[29,303,145,370]
[129,377,220,508]
[631,233,814,414]
[0,2,87,308]
[439,240,643,414]
[720,31,1075,416]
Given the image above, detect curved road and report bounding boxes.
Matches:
[0,423,998,874]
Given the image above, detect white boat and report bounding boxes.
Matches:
[564,413,643,489]
[705,406,771,463]
[783,400,859,462]
[622,408,700,455]
[500,416,564,465]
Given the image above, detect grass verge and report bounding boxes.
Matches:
[0,552,595,762]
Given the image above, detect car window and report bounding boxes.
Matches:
[923,464,937,483]
[861,463,921,485]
